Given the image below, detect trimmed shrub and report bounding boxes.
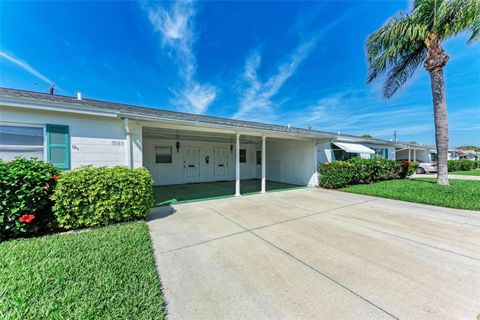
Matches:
[52,166,154,229]
[318,161,354,189]
[0,157,60,240]
[319,158,415,189]
[448,159,477,172]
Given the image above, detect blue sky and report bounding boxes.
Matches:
[0,1,479,147]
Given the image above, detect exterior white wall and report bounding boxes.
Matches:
[266,139,317,186]
[396,149,430,162]
[317,142,333,163]
[0,106,141,168]
[363,144,396,160]
[143,137,258,185]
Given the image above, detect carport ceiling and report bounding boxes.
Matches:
[143,127,264,144]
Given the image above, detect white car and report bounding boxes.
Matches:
[416,162,437,174]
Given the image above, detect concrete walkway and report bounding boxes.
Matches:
[148,189,480,320]
[412,173,480,180]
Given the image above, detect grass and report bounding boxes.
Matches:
[153,179,303,206]
[342,178,480,211]
[449,169,480,176]
[0,222,165,320]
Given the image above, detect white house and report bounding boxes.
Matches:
[0,88,337,195]
[317,135,397,162]
[394,142,435,163]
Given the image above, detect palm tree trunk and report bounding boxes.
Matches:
[424,33,449,185]
[428,70,449,185]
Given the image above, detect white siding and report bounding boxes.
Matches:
[143,138,258,185]
[0,106,138,168]
[266,139,317,186]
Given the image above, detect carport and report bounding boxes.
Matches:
[141,124,320,200]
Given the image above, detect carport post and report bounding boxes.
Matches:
[413,149,417,162]
[261,135,266,193]
[408,147,411,161]
[235,132,241,196]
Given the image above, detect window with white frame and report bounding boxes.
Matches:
[155,146,172,163]
[0,125,44,161]
[371,148,388,159]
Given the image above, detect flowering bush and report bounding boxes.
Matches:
[52,166,154,229]
[0,157,60,240]
[319,158,415,189]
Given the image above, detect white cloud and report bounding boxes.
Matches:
[146,0,217,114]
[234,41,313,120]
[0,50,53,85]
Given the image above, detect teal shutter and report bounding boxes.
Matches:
[46,124,70,169]
[384,148,389,159]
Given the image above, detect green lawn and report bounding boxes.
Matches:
[342,178,480,211]
[449,170,480,176]
[0,222,165,320]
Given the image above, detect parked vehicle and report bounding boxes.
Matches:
[416,162,437,174]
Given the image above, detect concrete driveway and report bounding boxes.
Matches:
[148,188,480,320]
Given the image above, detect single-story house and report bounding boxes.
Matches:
[0,87,338,195]
[317,135,397,162]
[394,142,435,163]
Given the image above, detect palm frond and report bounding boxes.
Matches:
[433,0,480,42]
[366,14,427,84]
[383,45,427,99]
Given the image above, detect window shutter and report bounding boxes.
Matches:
[46,124,70,169]
[384,148,389,159]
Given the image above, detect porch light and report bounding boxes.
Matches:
[176,141,180,152]
[230,144,233,153]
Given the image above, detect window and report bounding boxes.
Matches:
[46,125,70,169]
[256,150,261,165]
[0,125,44,161]
[240,149,246,163]
[155,146,172,163]
[371,148,388,159]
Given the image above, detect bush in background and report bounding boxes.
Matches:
[0,158,60,240]
[448,159,477,172]
[319,158,415,189]
[52,166,154,229]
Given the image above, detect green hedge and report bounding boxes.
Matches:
[447,159,477,172]
[52,166,154,229]
[319,158,415,189]
[0,158,60,240]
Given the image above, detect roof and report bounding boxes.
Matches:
[0,87,433,148]
[0,87,333,139]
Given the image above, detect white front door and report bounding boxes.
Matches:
[183,147,200,183]
[214,148,228,180]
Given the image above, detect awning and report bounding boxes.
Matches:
[333,142,375,154]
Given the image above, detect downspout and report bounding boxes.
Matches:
[124,118,133,168]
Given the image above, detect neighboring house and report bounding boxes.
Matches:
[317,136,397,162]
[458,149,480,161]
[394,142,434,163]
[0,88,339,195]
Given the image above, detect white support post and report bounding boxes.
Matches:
[408,147,411,162]
[235,132,241,197]
[413,149,417,162]
[124,118,133,168]
[261,135,266,193]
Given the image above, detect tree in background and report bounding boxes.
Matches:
[366,0,479,185]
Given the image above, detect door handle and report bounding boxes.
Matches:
[218,164,224,167]
[189,165,195,167]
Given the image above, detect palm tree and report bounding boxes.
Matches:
[366,0,479,185]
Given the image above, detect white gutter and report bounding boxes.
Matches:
[123,118,133,168]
